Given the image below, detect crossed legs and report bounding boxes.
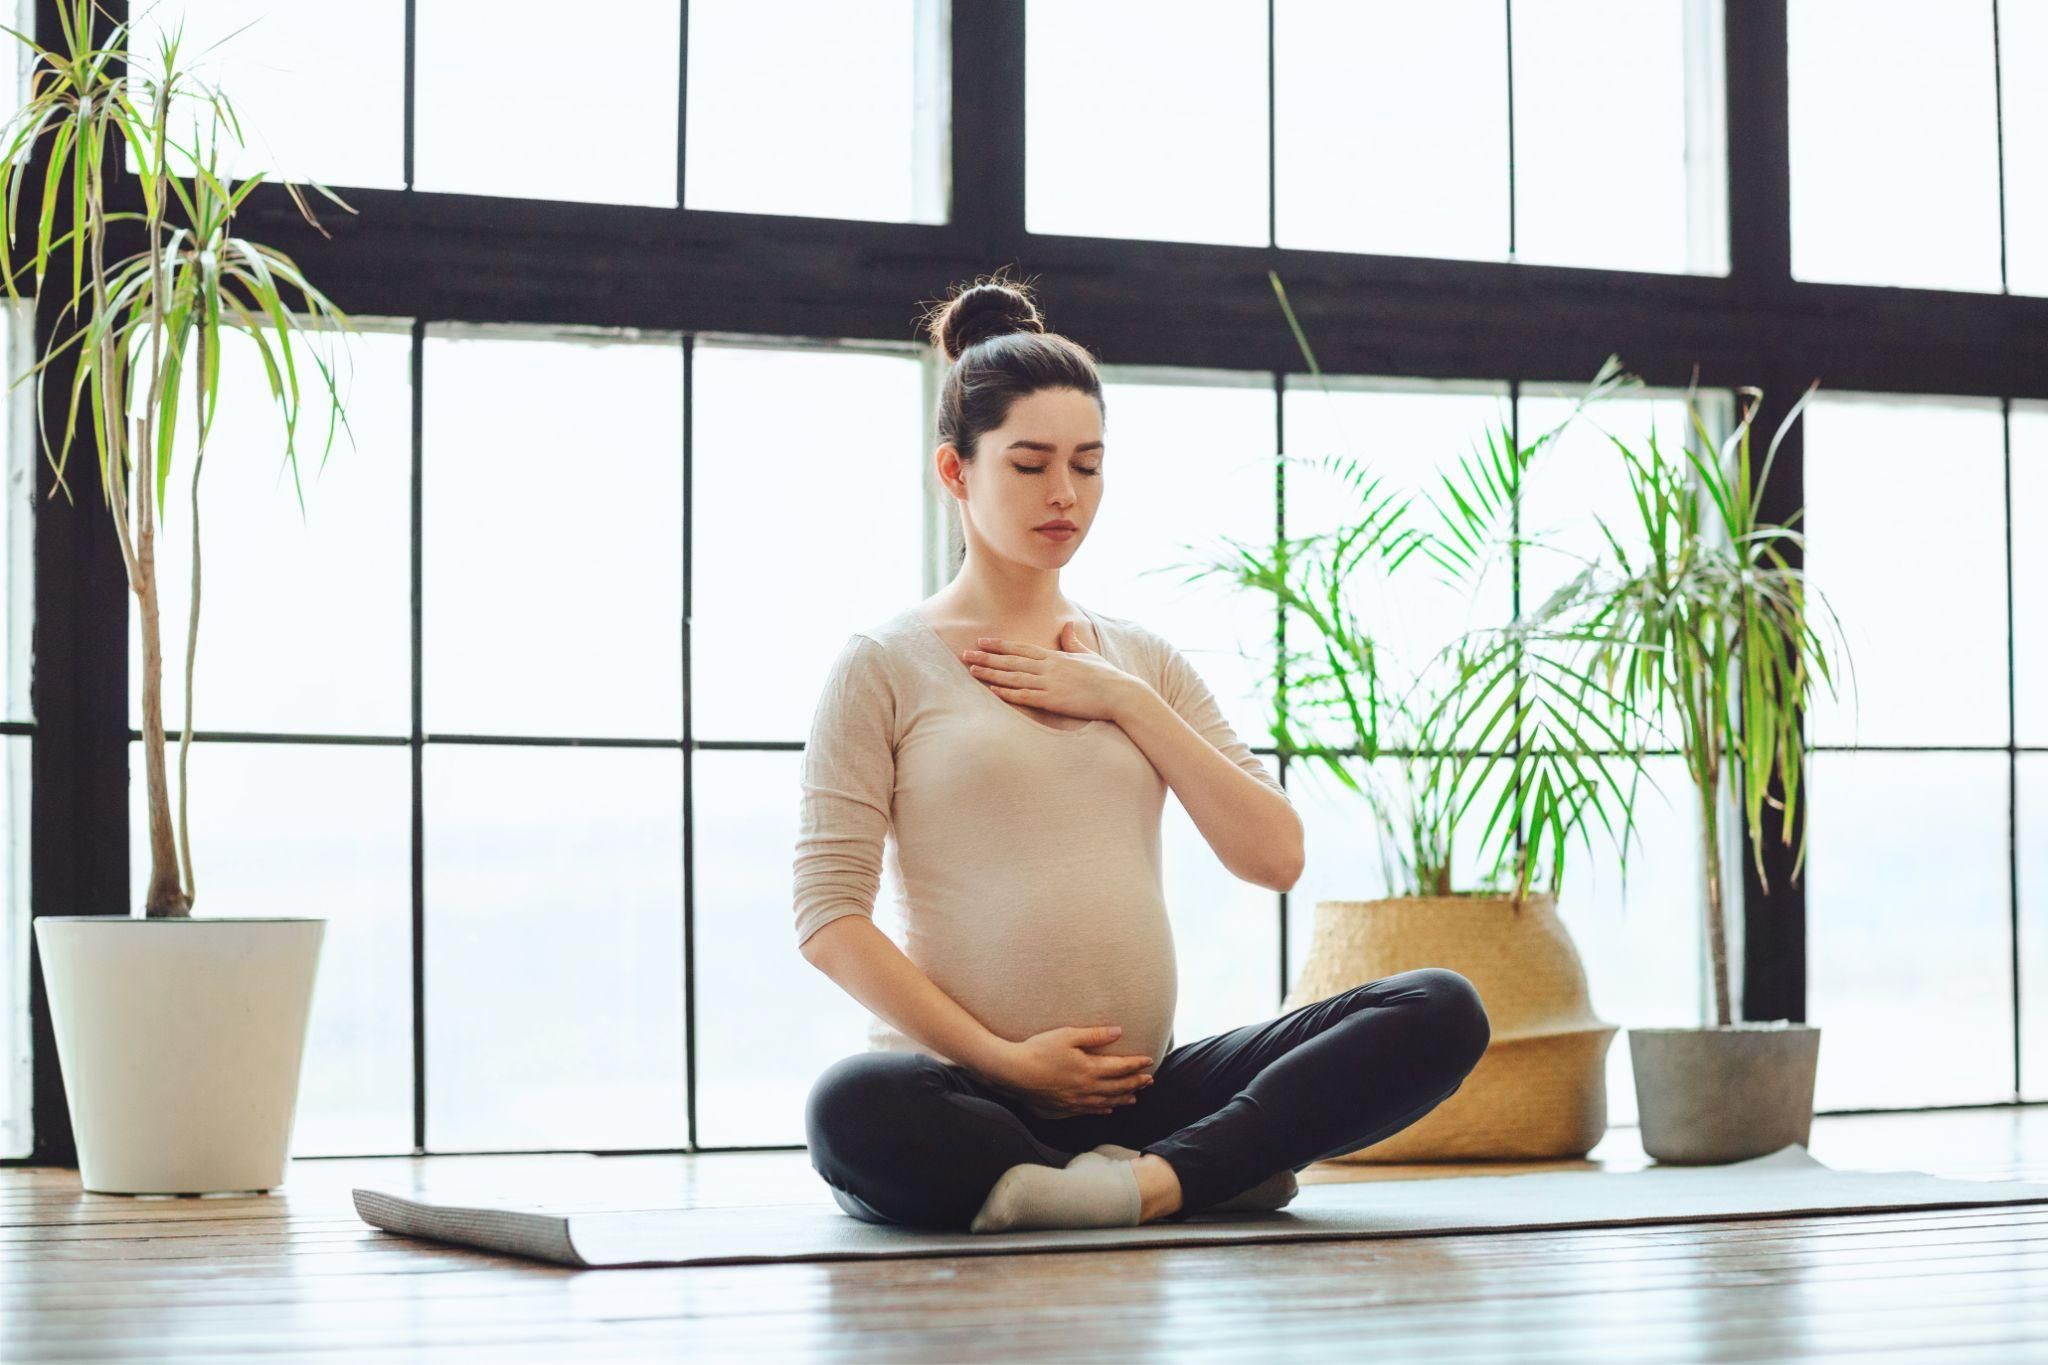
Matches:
[806,967,1492,1231]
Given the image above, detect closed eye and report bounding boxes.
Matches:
[1014,464,1102,476]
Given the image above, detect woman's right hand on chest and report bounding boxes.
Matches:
[988,1025,1155,1117]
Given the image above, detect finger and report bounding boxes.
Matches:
[968,666,1034,687]
[1093,1055,1154,1076]
[978,636,1048,660]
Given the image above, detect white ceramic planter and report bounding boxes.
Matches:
[1628,1022,1821,1164]
[33,916,325,1195]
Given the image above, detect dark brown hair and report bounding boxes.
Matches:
[919,272,1104,468]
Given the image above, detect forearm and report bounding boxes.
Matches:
[1114,681,1305,891]
[800,916,1018,1082]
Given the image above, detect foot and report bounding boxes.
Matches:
[968,1158,1142,1234]
[1067,1147,1182,1222]
[1079,1144,1299,1215]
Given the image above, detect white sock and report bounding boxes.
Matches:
[1078,1144,1300,1214]
[968,1156,1142,1234]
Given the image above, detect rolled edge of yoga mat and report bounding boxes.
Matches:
[354,1188,587,1268]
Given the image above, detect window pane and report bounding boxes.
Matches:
[1803,394,2008,747]
[416,0,680,205]
[2023,755,2047,1100]
[1551,755,1711,1128]
[2005,2,2048,295]
[2,298,30,721]
[1282,378,1516,754]
[684,0,947,223]
[1026,0,1268,246]
[2016,404,2048,746]
[133,0,405,190]
[1274,0,1507,261]
[0,738,28,1159]
[1062,371,1279,747]
[128,742,413,1156]
[1807,751,2013,1109]
[1788,0,2002,291]
[0,284,21,1156]
[130,325,411,737]
[1518,386,1730,616]
[425,745,684,1152]
[423,328,683,739]
[1512,0,1728,274]
[695,750,876,1147]
[689,343,925,743]
[5,0,25,112]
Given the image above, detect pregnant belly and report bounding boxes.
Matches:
[913,902,1180,1094]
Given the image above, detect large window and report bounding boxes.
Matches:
[2006,5,2048,295]
[1067,0,1732,270]
[115,351,2034,1153]
[1789,0,2045,296]
[685,0,950,222]
[14,2,2046,1165]
[0,297,29,1159]
[690,339,930,1147]
[123,323,413,1157]
[1802,393,2029,1109]
[2018,405,2046,1100]
[107,331,1763,1151]
[132,0,407,189]
[138,0,950,218]
[1281,383,1730,1126]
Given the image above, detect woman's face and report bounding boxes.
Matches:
[943,386,1105,566]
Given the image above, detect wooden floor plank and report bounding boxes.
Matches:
[3,1107,2045,1362]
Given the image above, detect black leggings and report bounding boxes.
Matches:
[805,967,1492,1229]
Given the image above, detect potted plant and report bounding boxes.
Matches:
[4,4,356,1192]
[1508,372,1849,1163]
[1165,274,1666,1161]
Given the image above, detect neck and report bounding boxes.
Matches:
[943,552,1071,623]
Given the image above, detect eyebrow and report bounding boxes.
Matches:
[1004,441,1105,454]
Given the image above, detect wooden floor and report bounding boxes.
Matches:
[6,1106,2047,1363]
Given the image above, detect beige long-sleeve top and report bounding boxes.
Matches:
[792,602,1289,1090]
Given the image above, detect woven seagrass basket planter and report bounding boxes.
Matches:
[1282,892,1617,1162]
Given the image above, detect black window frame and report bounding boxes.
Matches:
[15,0,2047,1165]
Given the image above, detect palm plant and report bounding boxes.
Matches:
[1481,376,1853,1026]
[2,2,354,917]
[1164,270,1660,904]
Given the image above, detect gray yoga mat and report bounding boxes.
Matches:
[352,1144,2048,1269]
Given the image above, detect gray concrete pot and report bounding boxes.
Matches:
[1627,1022,1821,1164]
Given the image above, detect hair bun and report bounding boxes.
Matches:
[926,278,1046,363]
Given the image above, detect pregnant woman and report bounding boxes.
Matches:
[794,275,1491,1233]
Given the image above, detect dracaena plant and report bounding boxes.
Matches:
[1,2,355,916]
[1162,271,1661,904]
[1473,377,1853,1026]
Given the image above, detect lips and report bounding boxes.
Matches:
[1037,522,1076,531]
